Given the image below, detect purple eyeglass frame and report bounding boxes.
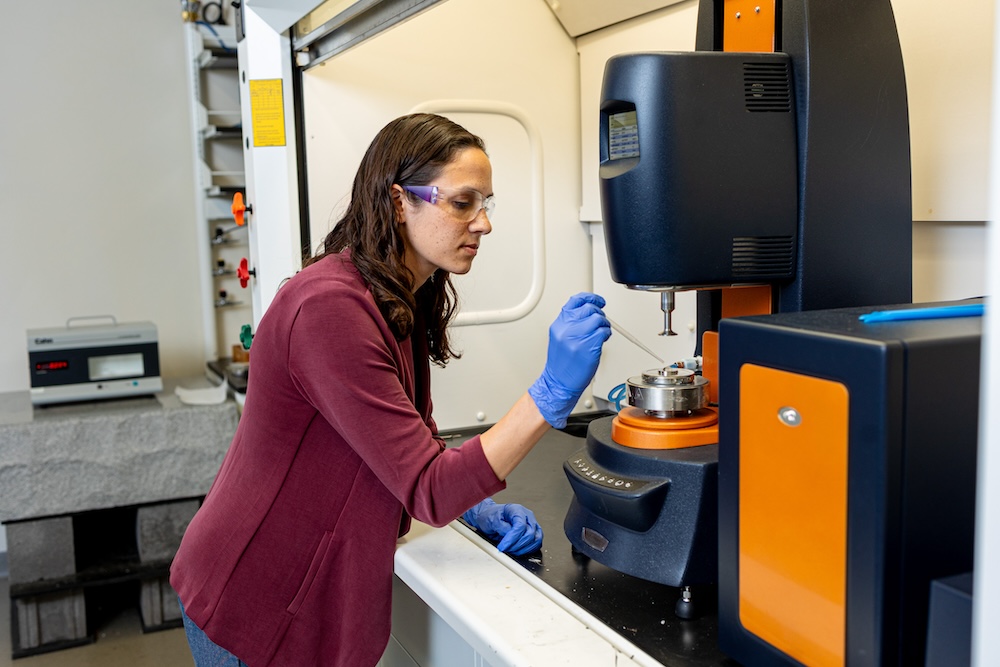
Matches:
[402,185,441,204]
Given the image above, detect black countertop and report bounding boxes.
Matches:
[444,414,739,667]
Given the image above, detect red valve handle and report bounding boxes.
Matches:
[237,257,256,288]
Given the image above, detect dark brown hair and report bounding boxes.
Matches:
[304,113,486,366]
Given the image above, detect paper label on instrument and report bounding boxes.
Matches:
[249,79,286,147]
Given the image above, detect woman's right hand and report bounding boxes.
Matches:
[528,292,612,428]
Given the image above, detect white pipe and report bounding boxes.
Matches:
[409,99,546,327]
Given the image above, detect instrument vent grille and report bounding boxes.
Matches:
[744,62,791,112]
[732,236,795,276]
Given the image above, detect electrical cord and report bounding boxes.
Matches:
[197,19,233,52]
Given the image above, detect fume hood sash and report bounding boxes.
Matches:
[292,0,443,68]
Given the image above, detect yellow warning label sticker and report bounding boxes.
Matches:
[249,79,286,147]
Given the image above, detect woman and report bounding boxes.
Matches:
[170,113,611,666]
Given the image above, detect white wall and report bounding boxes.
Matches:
[896,0,995,222]
[0,3,209,554]
[0,2,207,394]
[913,221,990,301]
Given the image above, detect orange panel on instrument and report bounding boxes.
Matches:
[721,285,773,319]
[702,331,719,405]
[739,364,848,667]
[723,0,777,53]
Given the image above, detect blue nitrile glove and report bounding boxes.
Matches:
[528,292,612,429]
[462,499,543,556]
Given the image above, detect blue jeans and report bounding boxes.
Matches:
[179,598,249,667]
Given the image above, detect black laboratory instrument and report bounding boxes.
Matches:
[564,0,914,649]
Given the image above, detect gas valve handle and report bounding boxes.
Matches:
[232,192,252,226]
[237,257,256,288]
[240,324,254,350]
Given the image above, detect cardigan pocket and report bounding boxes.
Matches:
[286,530,335,615]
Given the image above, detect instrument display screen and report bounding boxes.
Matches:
[35,360,69,372]
[608,110,640,160]
[88,353,145,381]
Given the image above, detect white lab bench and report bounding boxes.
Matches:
[385,520,659,667]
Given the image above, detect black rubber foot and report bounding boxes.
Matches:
[675,593,696,619]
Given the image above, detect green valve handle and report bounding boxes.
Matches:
[240,324,254,350]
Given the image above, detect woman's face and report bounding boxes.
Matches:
[394,147,493,290]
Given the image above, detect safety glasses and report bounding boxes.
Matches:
[402,185,495,223]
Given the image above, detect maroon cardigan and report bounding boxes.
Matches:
[170,252,505,666]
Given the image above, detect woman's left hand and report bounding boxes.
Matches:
[462,498,543,555]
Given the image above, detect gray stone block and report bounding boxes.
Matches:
[136,499,200,563]
[139,576,181,628]
[14,589,87,650]
[6,516,75,585]
[0,389,238,522]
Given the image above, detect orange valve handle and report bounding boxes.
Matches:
[231,192,252,226]
[237,257,256,288]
